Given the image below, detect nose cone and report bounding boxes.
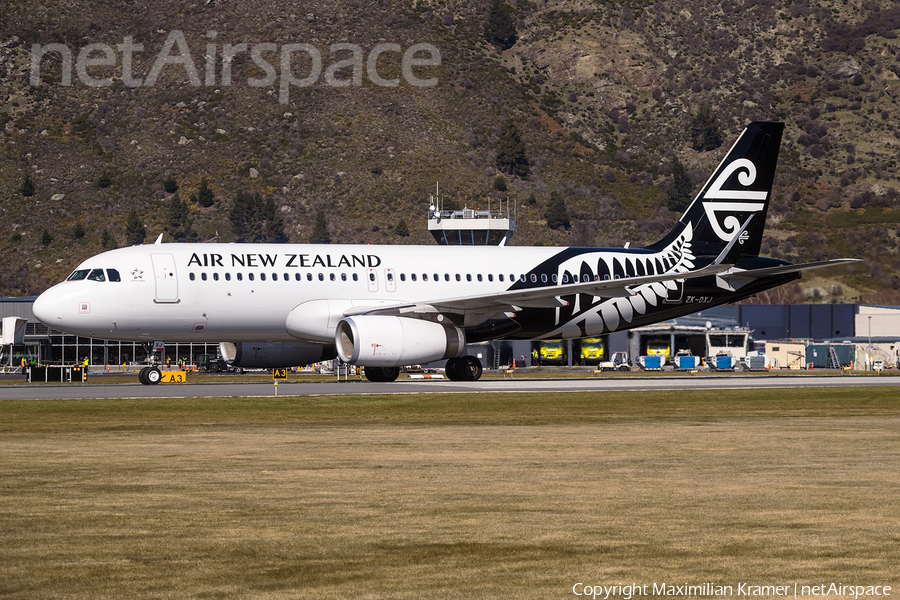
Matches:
[32,286,66,327]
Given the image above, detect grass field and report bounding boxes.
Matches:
[1,389,898,599]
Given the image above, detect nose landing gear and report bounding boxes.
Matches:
[138,366,162,385]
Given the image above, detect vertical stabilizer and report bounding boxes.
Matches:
[648,121,784,258]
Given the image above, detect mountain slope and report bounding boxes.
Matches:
[1,0,899,302]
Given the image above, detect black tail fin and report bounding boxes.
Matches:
[648,121,784,258]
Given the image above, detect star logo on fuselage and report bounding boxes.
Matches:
[131,269,144,280]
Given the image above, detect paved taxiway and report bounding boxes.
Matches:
[1,374,898,400]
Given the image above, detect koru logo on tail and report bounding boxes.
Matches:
[702,158,767,244]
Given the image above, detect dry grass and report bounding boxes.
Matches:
[1,389,899,599]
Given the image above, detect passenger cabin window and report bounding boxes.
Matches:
[237,273,243,281]
[107,269,121,282]
[201,273,208,281]
[87,269,106,282]
[213,273,219,281]
[190,273,196,281]
[249,273,255,281]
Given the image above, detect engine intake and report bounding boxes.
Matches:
[336,316,464,367]
[220,341,336,368]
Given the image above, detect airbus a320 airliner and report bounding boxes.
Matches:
[33,122,856,383]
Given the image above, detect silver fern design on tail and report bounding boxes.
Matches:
[545,223,696,339]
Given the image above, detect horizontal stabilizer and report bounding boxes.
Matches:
[724,258,860,281]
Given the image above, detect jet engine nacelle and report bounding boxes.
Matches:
[336,316,465,367]
[219,341,336,368]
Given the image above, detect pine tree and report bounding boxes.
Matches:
[191,177,215,207]
[484,0,517,51]
[165,193,198,242]
[41,229,52,246]
[163,175,178,194]
[309,211,331,244]
[260,196,287,243]
[544,191,570,230]
[496,120,530,177]
[689,103,724,152]
[20,173,35,197]
[101,229,116,249]
[229,192,286,243]
[123,210,146,245]
[667,156,693,213]
[394,218,409,238]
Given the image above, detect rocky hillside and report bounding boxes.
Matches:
[2,0,900,303]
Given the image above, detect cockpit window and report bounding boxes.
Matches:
[107,269,121,282]
[67,269,90,281]
[87,269,106,282]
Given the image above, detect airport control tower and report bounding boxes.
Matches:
[426,184,516,246]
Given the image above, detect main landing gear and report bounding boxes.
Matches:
[138,366,162,385]
[361,356,484,382]
[364,366,400,382]
[444,356,483,382]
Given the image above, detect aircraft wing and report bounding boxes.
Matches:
[345,218,755,317]
[343,259,736,317]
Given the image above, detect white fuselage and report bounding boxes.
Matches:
[33,242,577,343]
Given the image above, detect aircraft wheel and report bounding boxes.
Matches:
[364,366,384,382]
[444,357,461,381]
[138,366,149,385]
[458,356,483,381]
[364,366,400,382]
[381,367,400,382]
[145,367,162,385]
